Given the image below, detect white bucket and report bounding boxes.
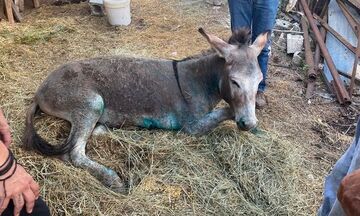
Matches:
[104,0,131,26]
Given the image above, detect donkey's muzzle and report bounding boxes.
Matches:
[236,119,257,131]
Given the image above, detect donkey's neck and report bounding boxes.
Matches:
[177,53,225,112]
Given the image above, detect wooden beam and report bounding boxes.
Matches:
[4,0,15,24]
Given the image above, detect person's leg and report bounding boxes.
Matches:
[318,118,360,216]
[317,143,355,216]
[228,0,252,31]
[252,0,279,92]
[1,197,50,216]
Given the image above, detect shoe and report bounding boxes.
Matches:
[256,91,267,109]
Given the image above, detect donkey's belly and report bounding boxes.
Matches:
[100,109,182,130]
[137,113,182,130]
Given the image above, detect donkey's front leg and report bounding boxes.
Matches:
[183,107,234,135]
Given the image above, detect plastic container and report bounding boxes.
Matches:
[104,0,131,26]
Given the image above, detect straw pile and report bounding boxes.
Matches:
[0,0,353,215]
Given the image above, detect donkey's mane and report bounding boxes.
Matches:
[175,49,215,62]
[228,28,251,46]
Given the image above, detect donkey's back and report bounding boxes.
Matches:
[36,56,188,129]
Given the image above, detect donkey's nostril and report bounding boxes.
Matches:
[237,119,246,129]
[237,119,256,131]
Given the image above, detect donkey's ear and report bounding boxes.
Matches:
[198,28,235,60]
[250,30,270,56]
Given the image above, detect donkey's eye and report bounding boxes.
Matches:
[231,80,240,88]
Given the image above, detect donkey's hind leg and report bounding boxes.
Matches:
[68,99,126,193]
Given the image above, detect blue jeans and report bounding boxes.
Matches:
[228,0,279,92]
[317,118,360,216]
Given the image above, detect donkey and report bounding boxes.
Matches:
[23,28,269,193]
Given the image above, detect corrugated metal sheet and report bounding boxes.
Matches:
[324,0,359,85]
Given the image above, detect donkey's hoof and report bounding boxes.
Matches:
[92,124,108,136]
[110,184,128,194]
[108,178,128,194]
[59,153,71,162]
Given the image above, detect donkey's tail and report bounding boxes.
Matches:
[23,102,74,156]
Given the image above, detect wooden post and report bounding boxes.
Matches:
[4,0,15,24]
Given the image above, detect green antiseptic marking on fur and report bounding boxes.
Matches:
[142,114,181,130]
[142,118,160,129]
[92,96,105,115]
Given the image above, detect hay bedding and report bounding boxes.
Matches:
[0,0,355,215]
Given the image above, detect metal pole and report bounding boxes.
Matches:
[319,0,330,18]
[314,16,327,69]
[300,0,351,104]
[337,0,359,33]
[301,16,317,98]
[4,0,14,24]
[301,17,316,79]
[314,27,326,68]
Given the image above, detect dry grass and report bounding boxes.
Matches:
[0,0,356,215]
[18,121,311,215]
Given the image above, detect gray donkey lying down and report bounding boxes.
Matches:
[23,28,269,193]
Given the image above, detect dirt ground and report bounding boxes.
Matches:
[1,0,360,215]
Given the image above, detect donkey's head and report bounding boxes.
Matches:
[199,28,269,131]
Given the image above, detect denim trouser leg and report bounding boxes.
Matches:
[317,143,355,215]
[228,0,279,92]
[228,0,252,30]
[318,118,360,216]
